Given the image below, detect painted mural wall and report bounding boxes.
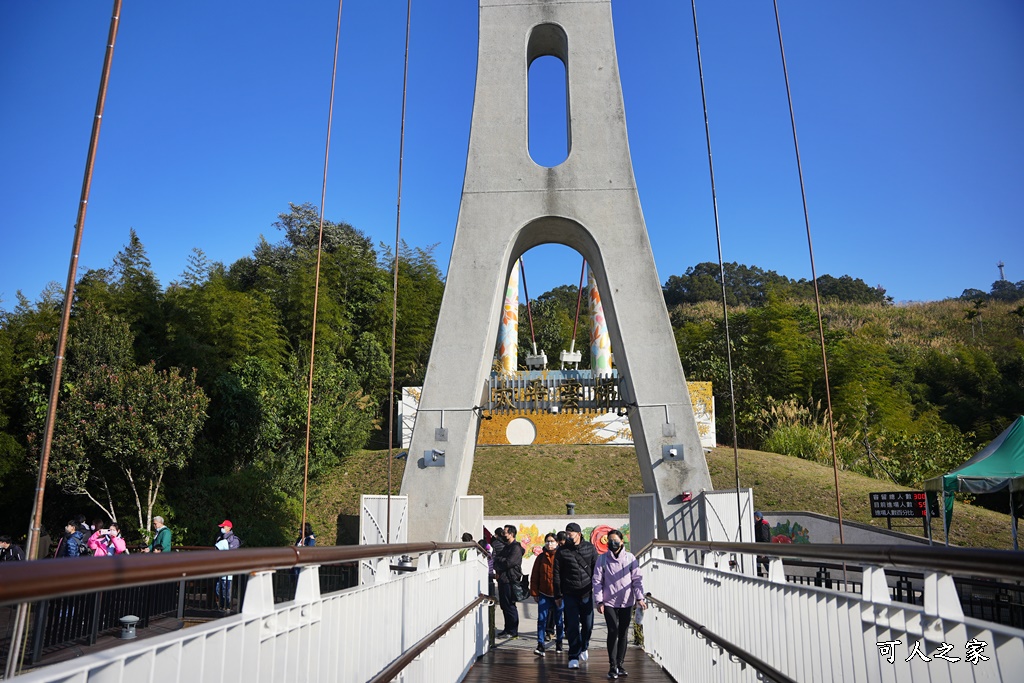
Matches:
[482,515,631,577]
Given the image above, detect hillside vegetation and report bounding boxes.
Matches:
[1,205,1020,548]
[305,445,1017,550]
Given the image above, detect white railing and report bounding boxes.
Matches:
[640,542,1024,683]
[12,549,489,683]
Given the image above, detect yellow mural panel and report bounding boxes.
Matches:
[477,411,617,446]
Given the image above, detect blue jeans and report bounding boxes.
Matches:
[216,576,233,608]
[536,595,564,647]
[562,593,593,659]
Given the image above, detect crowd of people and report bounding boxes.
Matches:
[5,512,647,675]
[482,521,647,677]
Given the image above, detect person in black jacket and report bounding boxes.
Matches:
[493,524,524,638]
[0,535,25,562]
[553,522,597,669]
[754,511,771,574]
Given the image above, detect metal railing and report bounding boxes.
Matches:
[639,540,1024,683]
[776,558,1024,629]
[1,542,488,682]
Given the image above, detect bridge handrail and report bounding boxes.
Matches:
[636,540,1024,582]
[643,593,797,683]
[367,594,491,683]
[0,542,480,606]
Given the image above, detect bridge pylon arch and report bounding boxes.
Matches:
[400,0,713,542]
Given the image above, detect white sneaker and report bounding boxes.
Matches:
[568,659,580,669]
[580,650,589,662]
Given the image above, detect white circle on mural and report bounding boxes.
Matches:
[506,418,537,445]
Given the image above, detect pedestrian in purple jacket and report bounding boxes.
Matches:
[592,529,647,679]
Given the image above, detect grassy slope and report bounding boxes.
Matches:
[307,445,1017,549]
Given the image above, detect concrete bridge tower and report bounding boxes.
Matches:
[400,0,713,541]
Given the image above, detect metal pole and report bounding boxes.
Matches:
[387,0,413,544]
[1010,489,1018,551]
[941,491,950,547]
[300,0,345,552]
[687,0,746,553]
[771,0,845,543]
[4,2,122,678]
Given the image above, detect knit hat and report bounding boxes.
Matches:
[565,522,582,534]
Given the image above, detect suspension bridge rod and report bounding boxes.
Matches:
[772,0,845,543]
[687,0,746,545]
[519,258,538,354]
[301,0,346,551]
[569,257,586,350]
[387,0,414,542]
[4,2,123,678]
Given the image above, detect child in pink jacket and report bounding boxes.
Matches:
[87,523,127,557]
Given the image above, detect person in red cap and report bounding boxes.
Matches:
[215,520,240,611]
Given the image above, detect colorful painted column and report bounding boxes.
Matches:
[589,266,612,373]
[498,260,519,374]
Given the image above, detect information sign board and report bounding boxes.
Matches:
[870,491,928,518]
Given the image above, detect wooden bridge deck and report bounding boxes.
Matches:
[465,630,675,682]
[465,646,674,681]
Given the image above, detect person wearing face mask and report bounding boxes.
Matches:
[553,522,597,669]
[493,524,523,638]
[530,533,564,656]
[592,529,647,679]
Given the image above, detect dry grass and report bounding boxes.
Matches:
[306,444,1017,549]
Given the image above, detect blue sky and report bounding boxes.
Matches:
[2,1,1022,310]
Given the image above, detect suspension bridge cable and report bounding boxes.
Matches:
[771,0,845,543]
[570,258,586,350]
[387,0,413,542]
[519,258,538,353]
[687,0,746,544]
[300,0,345,549]
[5,2,123,677]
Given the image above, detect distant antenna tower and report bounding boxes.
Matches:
[998,261,1006,280]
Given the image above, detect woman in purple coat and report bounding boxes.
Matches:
[592,529,647,679]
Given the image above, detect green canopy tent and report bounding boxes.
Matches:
[923,416,1024,549]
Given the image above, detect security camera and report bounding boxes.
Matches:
[431,448,445,461]
[668,448,678,458]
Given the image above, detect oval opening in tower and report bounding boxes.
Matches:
[528,24,570,167]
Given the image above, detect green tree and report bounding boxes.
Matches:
[39,362,208,536]
[165,267,287,385]
[108,229,167,363]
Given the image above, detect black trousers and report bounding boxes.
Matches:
[603,606,632,667]
[498,581,519,635]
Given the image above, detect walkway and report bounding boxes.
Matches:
[465,647,672,681]
[482,604,673,680]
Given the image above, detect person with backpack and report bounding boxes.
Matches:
[493,524,523,639]
[295,522,316,547]
[58,520,85,558]
[553,521,597,670]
